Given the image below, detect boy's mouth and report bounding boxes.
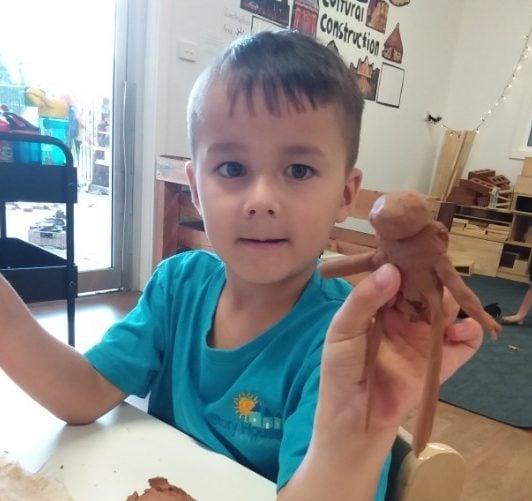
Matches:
[239,237,288,246]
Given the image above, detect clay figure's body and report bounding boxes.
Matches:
[320,191,501,455]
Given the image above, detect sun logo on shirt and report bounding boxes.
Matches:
[234,392,259,421]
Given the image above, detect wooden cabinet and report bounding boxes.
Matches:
[448,193,532,282]
[153,155,212,267]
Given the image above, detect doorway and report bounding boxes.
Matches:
[0,0,141,292]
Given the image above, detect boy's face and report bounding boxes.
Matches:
[186,80,361,287]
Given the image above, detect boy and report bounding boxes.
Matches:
[0,30,482,500]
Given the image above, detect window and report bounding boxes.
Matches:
[511,89,532,159]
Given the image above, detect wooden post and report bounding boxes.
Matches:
[430,130,476,200]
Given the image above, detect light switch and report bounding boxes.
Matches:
[178,40,198,62]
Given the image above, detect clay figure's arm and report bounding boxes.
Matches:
[435,259,501,339]
[319,251,386,279]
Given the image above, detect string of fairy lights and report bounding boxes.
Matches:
[440,26,532,134]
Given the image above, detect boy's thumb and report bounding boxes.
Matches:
[327,264,401,343]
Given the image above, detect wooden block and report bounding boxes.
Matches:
[521,157,532,177]
[487,229,510,236]
[464,178,494,195]
[453,258,474,276]
[513,259,529,275]
[487,223,510,232]
[514,175,532,195]
[476,195,489,207]
[488,174,510,187]
[453,217,469,225]
[486,232,508,242]
[448,234,503,276]
[462,228,486,237]
[468,169,496,180]
[446,186,476,205]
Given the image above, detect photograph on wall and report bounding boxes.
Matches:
[240,0,290,27]
[376,62,404,107]
[290,0,319,37]
[366,0,389,33]
[382,23,403,63]
[351,58,380,102]
[251,15,285,34]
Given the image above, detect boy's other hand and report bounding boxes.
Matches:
[317,263,482,435]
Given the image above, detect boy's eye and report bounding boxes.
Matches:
[216,162,246,178]
[286,164,314,180]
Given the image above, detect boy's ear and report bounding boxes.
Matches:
[185,161,203,217]
[336,167,362,223]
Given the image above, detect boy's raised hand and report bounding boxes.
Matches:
[280,264,483,500]
[317,263,483,434]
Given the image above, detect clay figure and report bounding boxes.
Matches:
[319,191,501,455]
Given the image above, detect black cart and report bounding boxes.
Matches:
[0,132,77,346]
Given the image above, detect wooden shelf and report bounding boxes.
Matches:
[496,270,530,283]
[450,230,508,243]
[504,240,532,248]
[449,196,532,281]
[153,156,212,264]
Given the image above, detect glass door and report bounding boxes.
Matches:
[0,0,140,292]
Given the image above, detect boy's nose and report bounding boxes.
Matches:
[248,208,275,216]
[243,180,280,217]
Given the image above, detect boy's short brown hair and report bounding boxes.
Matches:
[187,29,364,169]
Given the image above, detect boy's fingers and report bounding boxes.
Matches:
[445,317,483,346]
[327,264,401,343]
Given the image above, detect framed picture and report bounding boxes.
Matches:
[251,15,284,34]
[376,63,405,108]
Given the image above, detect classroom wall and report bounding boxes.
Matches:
[134,0,532,286]
[441,0,532,182]
[156,0,465,193]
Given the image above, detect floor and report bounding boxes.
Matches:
[14,292,532,500]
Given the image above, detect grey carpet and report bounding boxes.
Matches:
[439,275,532,427]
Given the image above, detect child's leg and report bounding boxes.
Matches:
[502,285,532,325]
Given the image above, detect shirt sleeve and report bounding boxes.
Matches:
[84,262,170,397]
[277,363,391,499]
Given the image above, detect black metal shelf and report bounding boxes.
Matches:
[0,132,77,346]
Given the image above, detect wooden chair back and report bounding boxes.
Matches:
[387,427,466,501]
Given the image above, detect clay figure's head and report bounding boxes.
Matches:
[369,191,432,240]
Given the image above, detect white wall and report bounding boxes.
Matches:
[356,0,463,192]
[159,0,466,193]
[441,0,532,182]
[134,0,532,287]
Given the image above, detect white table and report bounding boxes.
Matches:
[0,373,277,500]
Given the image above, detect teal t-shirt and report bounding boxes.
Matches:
[85,250,390,496]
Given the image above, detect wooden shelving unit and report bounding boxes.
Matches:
[153,155,212,267]
[448,193,532,282]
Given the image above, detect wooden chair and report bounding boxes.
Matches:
[387,427,466,501]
